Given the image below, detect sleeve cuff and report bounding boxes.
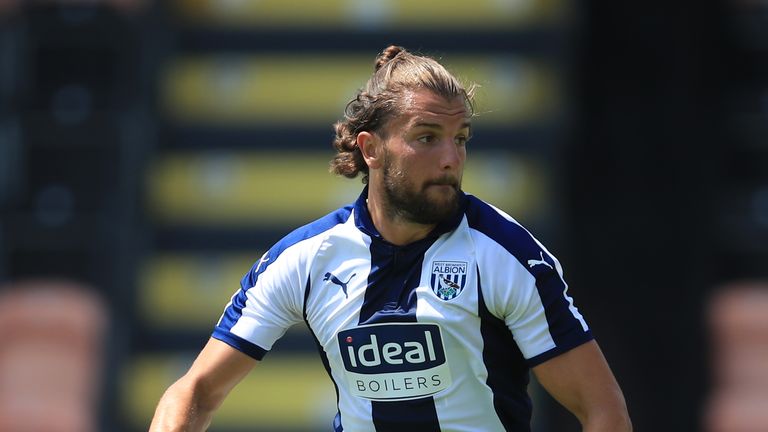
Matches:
[525,330,594,367]
[212,327,269,360]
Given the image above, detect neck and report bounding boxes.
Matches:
[366,187,435,246]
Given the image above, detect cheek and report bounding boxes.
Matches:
[455,148,467,170]
[393,152,417,174]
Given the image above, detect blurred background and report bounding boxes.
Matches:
[0,0,766,431]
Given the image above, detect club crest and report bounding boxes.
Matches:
[430,261,468,301]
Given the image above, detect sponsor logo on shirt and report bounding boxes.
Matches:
[527,251,553,270]
[337,323,452,401]
[430,261,467,300]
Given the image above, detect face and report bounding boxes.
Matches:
[377,90,471,225]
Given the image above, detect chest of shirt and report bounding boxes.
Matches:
[303,229,481,355]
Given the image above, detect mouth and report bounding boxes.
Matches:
[426,181,459,192]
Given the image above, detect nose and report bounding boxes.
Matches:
[439,138,465,171]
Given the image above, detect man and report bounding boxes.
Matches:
[150,46,631,432]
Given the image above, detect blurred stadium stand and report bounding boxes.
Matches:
[0,0,766,431]
[0,1,571,431]
[129,1,570,431]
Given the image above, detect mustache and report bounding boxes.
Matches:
[425,176,460,189]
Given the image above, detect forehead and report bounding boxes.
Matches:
[398,90,470,128]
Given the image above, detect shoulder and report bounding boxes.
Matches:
[270,204,355,257]
[242,204,354,284]
[464,194,547,268]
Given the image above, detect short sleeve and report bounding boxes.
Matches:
[213,245,309,360]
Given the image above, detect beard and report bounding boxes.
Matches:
[381,151,461,226]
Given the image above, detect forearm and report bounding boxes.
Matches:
[149,379,217,432]
[533,341,632,432]
[149,338,256,432]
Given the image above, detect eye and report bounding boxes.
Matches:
[417,134,436,144]
[455,135,469,146]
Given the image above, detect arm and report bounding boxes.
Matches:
[532,340,632,432]
[149,338,257,432]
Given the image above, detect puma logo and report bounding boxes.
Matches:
[254,254,270,273]
[323,272,356,298]
[527,251,553,270]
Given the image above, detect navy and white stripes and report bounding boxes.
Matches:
[212,188,593,431]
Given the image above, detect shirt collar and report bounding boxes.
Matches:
[353,185,467,246]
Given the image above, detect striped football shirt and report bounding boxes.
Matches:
[214,187,592,432]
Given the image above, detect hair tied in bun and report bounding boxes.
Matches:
[374,45,405,71]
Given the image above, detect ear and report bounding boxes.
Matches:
[356,131,383,170]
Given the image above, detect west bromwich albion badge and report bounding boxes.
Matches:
[430,261,468,300]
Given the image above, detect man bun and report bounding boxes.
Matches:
[374,45,406,71]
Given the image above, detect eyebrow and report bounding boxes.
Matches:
[412,121,472,130]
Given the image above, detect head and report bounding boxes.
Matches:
[330,46,475,224]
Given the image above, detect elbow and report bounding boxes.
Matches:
[575,390,632,432]
[165,374,225,421]
[608,408,633,432]
[594,397,633,432]
[181,373,228,414]
[581,410,632,432]
[615,414,633,432]
[614,390,633,431]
